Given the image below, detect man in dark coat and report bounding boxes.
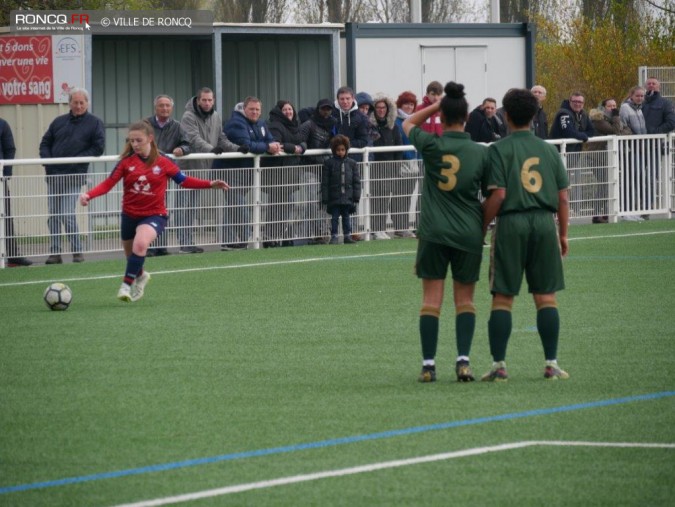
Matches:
[642,77,675,134]
[549,92,595,152]
[333,86,369,162]
[145,94,191,256]
[465,98,506,143]
[1,118,32,266]
[221,97,281,249]
[39,88,105,264]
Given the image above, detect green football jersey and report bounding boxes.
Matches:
[487,130,569,214]
[409,127,488,254]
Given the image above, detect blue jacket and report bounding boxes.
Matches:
[642,91,675,134]
[224,108,274,155]
[395,116,418,161]
[549,100,595,152]
[0,118,16,176]
[39,111,105,175]
[222,105,275,169]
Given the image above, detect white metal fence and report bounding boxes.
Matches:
[1,135,673,267]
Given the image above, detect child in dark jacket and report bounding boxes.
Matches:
[321,135,361,244]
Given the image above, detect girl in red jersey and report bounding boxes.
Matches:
[79,120,229,302]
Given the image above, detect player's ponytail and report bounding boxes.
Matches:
[440,82,468,127]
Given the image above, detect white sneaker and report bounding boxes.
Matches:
[373,231,391,240]
[621,215,644,222]
[117,283,132,302]
[131,271,151,302]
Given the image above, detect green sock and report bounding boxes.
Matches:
[537,307,560,361]
[488,310,512,361]
[456,312,475,358]
[419,314,439,360]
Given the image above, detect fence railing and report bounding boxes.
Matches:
[1,134,673,267]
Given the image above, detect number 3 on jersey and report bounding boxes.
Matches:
[521,157,542,193]
[438,154,460,191]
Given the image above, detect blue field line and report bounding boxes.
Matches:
[2,390,673,495]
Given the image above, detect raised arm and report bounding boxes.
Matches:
[402,101,441,137]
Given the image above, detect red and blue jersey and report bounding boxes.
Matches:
[87,153,211,218]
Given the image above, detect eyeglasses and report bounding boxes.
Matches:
[570,100,584,104]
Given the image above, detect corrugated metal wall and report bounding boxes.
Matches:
[220,35,333,118]
[0,103,68,164]
[91,36,213,170]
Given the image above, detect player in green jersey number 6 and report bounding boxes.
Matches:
[481,88,571,382]
[402,82,489,383]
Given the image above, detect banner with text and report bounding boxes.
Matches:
[0,35,84,104]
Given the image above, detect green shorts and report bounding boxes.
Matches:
[489,210,565,296]
[416,239,482,283]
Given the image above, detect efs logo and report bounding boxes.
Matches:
[55,37,81,56]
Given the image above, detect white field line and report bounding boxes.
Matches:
[110,441,675,507]
[2,229,673,289]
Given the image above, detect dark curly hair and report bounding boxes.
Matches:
[501,88,538,127]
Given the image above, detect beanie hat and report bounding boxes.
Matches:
[316,98,333,110]
[396,91,418,109]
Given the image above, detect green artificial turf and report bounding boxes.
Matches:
[1,220,674,506]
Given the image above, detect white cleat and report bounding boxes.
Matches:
[117,283,132,302]
[130,271,151,302]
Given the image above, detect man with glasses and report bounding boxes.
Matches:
[550,92,595,217]
[549,92,595,150]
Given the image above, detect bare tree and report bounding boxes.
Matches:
[293,0,368,23]
[143,0,204,8]
[212,0,289,23]
[364,0,409,22]
[421,0,477,21]
[499,0,531,22]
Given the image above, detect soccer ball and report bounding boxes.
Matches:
[43,283,73,311]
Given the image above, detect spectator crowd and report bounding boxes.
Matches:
[1,78,674,266]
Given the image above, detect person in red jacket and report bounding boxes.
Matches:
[79,120,229,302]
[416,81,444,135]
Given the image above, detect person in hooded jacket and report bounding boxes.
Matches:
[321,135,361,244]
[265,100,307,246]
[587,98,632,224]
[549,92,595,152]
[619,86,647,135]
[619,86,650,220]
[355,91,380,147]
[333,86,369,162]
[416,81,444,136]
[298,99,338,244]
[221,97,281,249]
[370,94,402,239]
[299,98,337,165]
[175,87,240,253]
[549,92,595,218]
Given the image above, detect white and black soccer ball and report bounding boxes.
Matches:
[43,283,73,311]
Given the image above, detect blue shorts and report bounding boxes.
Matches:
[120,214,167,241]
